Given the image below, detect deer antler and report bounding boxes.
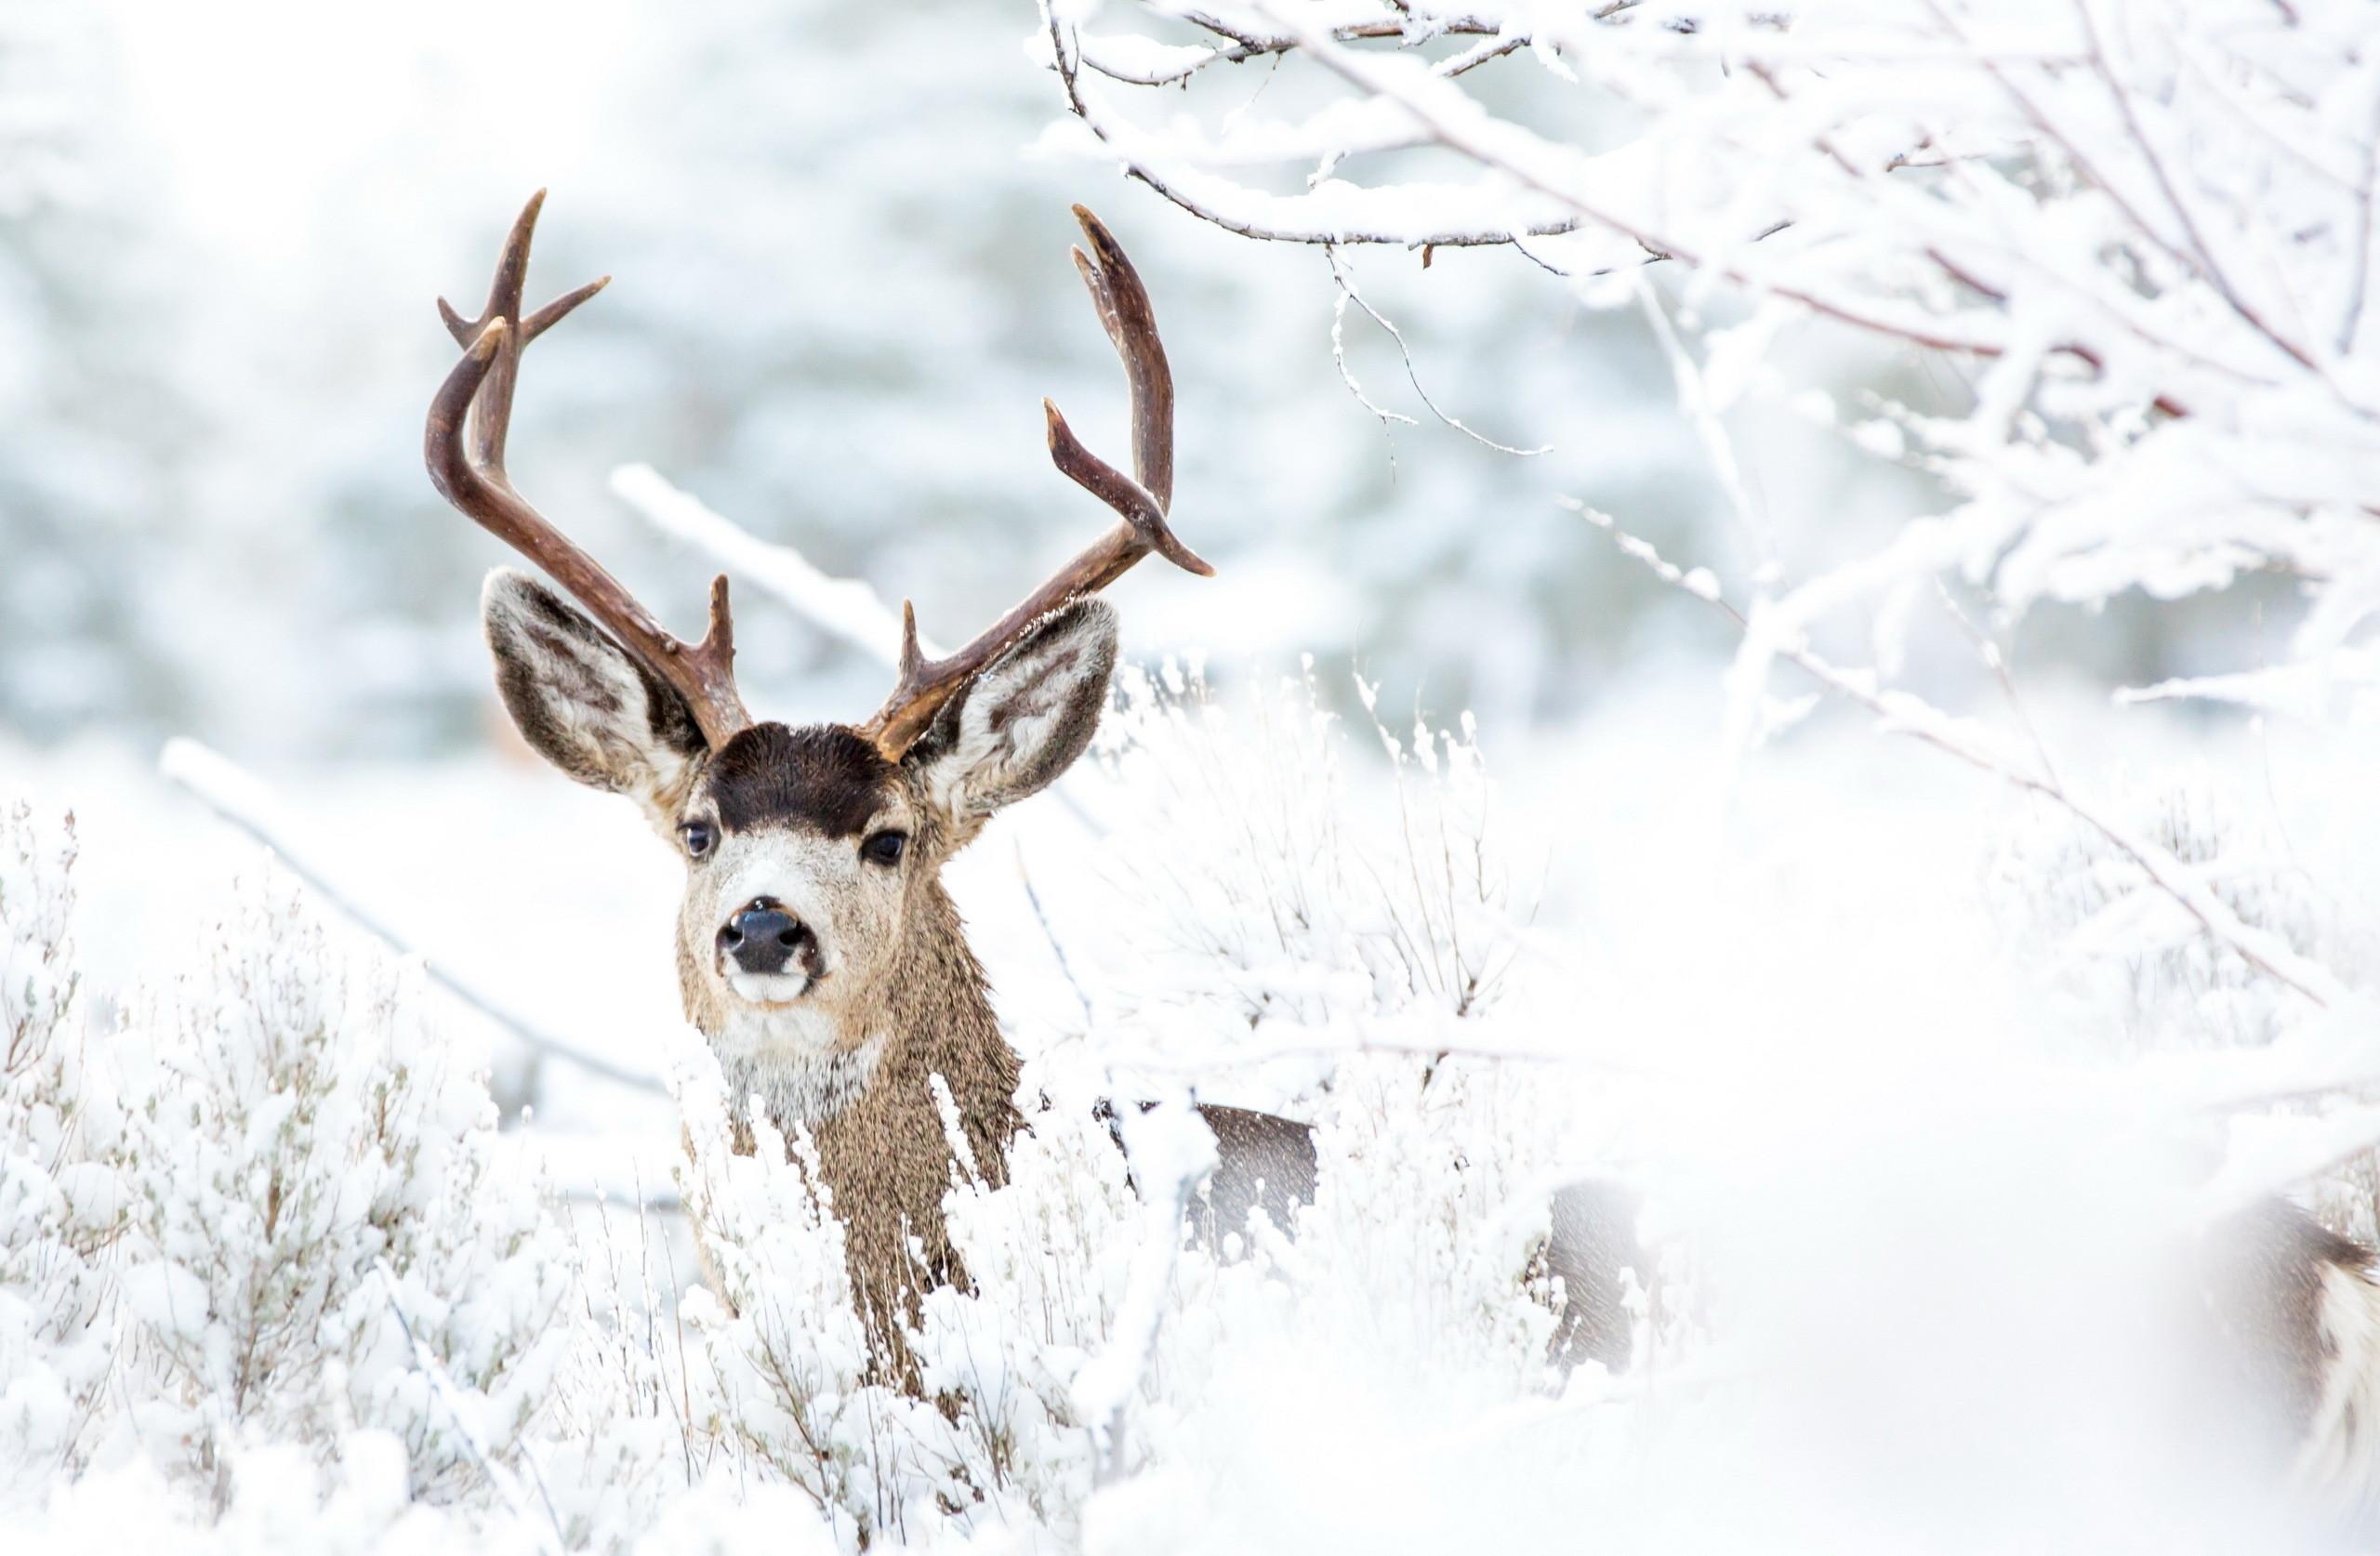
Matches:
[426,191,754,751]
[860,205,1212,762]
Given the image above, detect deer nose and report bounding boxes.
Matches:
[718,899,813,977]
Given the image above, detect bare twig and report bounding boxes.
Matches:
[1327,247,1421,457]
[1078,10,1510,87]
[1327,244,1550,455]
[1930,578,2063,793]
[1045,3,1587,248]
[1015,842,1096,1027]
[2338,75,2380,355]
[1633,272,1767,566]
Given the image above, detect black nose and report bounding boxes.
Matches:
[718,899,813,977]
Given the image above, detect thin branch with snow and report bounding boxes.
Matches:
[1042,0,2380,719]
[1567,500,2355,1013]
[159,738,665,1094]
[610,463,936,669]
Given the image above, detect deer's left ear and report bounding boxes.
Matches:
[905,598,1117,843]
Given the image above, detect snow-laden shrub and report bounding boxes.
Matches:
[98,874,574,1508]
[1075,1063,1606,1555]
[535,1199,721,1552]
[668,1034,1134,1548]
[1985,771,2345,1056]
[0,803,117,1497]
[669,1036,888,1542]
[20,1436,560,1555]
[1087,664,1586,1379]
[1075,665,1581,1403]
[1082,662,1534,1101]
[3,662,1593,1549]
[671,1041,1575,1551]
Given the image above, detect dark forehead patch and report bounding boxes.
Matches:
[702,722,895,837]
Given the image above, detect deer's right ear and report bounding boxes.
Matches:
[482,569,707,822]
[903,598,1117,846]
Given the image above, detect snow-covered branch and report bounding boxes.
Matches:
[610,463,935,669]
[160,738,665,1094]
[1571,500,2354,1014]
[1043,0,2380,714]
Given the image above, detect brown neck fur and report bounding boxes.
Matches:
[713,873,1023,1385]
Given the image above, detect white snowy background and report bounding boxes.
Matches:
[8,0,2380,1549]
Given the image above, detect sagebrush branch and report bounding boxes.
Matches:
[1568,502,2354,1014]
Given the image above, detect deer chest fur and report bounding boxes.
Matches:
[707,1002,889,1130]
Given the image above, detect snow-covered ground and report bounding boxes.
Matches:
[8,657,2376,1551]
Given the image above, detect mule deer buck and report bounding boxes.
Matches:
[424,193,1388,1384]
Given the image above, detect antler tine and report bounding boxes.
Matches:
[426,192,752,751]
[859,207,1214,763]
[1064,204,1173,513]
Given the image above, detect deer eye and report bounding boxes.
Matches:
[679,820,717,860]
[861,830,907,868]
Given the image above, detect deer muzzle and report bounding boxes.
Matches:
[719,898,822,984]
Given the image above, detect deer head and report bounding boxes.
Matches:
[426,192,1208,1080]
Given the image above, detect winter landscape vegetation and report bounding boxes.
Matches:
[8,0,2380,1549]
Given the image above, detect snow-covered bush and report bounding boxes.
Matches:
[105,874,575,1506]
[2,824,586,1537]
[669,1046,1575,1552]
[0,803,115,1499]
[1987,770,2347,1056]
[669,1038,911,1542]
[3,638,1594,1551]
[670,1035,1137,1548]
[1079,662,1537,1102]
